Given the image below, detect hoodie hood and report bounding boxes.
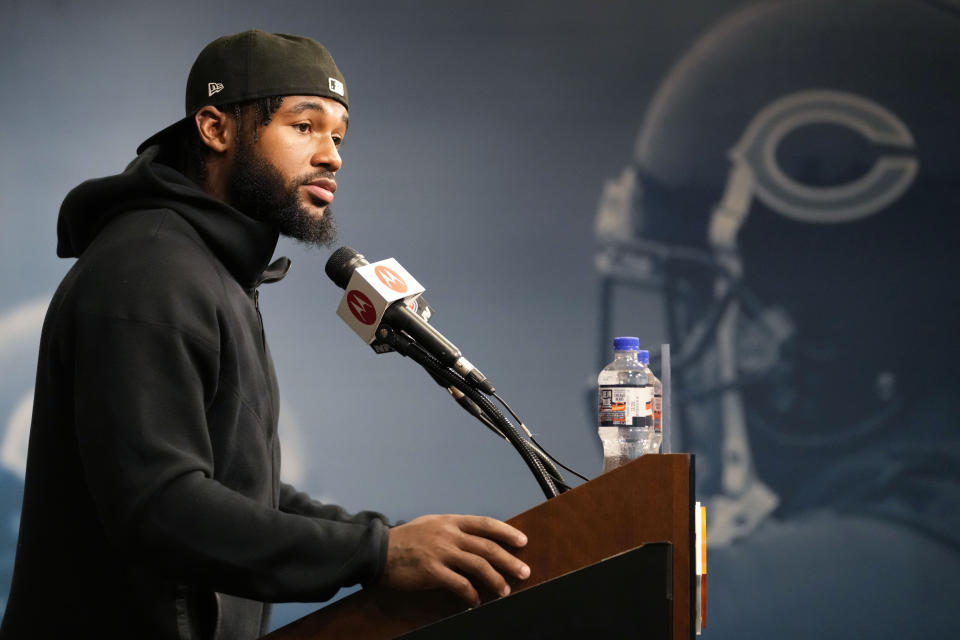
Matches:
[57,146,281,288]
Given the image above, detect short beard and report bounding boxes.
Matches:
[227,135,337,247]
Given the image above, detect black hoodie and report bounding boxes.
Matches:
[0,148,389,640]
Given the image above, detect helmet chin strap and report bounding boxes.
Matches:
[706,160,779,546]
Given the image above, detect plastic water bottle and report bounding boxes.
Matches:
[638,350,663,454]
[597,337,653,473]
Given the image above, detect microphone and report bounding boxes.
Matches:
[325,246,495,394]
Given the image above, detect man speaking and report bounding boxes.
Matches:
[0,30,528,639]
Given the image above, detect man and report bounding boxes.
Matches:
[0,30,528,639]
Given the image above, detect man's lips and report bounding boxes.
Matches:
[304,178,337,204]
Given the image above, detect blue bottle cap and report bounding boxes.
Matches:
[613,337,640,351]
[638,350,650,364]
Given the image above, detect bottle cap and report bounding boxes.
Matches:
[613,336,640,351]
[638,349,650,364]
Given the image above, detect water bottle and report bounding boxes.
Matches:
[597,337,653,472]
[638,350,663,454]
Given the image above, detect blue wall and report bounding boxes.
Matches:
[1,0,957,635]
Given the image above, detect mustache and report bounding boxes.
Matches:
[299,170,336,185]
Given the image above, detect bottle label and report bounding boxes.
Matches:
[598,385,653,427]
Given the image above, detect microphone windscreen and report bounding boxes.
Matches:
[325,246,368,289]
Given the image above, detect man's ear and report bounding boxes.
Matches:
[194,105,234,153]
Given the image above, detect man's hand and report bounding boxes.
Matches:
[380,514,530,606]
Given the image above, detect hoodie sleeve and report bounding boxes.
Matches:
[70,310,388,602]
[279,483,393,528]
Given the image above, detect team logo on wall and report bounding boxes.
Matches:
[730,89,918,225]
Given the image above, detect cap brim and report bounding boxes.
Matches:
[136,116,192,155]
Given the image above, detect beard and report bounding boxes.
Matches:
[226,136,337,247]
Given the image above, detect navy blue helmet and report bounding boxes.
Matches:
[595,0,960,532]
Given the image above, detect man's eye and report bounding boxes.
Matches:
[294,123,311,133]
[332,135,343,147]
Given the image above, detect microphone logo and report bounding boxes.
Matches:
[346,290,377,325]
[375,265,408,293]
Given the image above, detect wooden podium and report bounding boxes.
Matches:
[263,454,695,639]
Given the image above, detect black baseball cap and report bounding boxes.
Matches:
[137,29,348,154]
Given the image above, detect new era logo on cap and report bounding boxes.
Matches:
[208,82,224,97]
[328,77,344,96]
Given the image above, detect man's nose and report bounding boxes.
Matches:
[312,138,342,172]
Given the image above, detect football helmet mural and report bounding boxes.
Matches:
[596,1,959,634]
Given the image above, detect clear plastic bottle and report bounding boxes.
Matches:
[598,337,652,472]
[638,350,663,454]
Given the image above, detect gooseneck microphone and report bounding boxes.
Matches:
[325,246,495,394]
